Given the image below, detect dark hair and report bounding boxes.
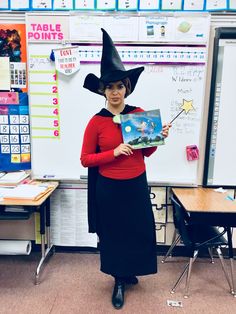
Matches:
[98,78,131,98]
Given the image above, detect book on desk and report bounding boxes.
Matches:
[0,171,30,187]
[0,182,55,202]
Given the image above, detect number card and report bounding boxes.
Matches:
[0,92,31,172]
[161,0,182,10]
[0,0,9,9]
[74,0,95,10]
[117,0,138,11]
[53,0,74,10]
[183,0,205,11]
[96,0,116,10]
[10,0,30,10]
[205,0,227,10]
[31,0,52,10]
[229,0,236,9]
[139,0,160,11]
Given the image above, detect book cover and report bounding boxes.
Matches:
[120,109,164,149]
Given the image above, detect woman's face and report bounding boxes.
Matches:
[104,81,126,107]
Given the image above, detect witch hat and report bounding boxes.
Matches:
[83,28,144,96]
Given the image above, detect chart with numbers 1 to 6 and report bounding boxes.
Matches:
[78,45,207,64]
[28,54,60,139]
[0,92,31,172]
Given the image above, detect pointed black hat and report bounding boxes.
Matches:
[83,28,144,96]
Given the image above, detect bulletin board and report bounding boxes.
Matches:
[0,16,31,172]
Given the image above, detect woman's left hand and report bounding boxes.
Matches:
[161,123,172,138]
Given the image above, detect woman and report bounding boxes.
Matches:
[81,29,171,309]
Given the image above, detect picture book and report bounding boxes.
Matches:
[120,109,164,149]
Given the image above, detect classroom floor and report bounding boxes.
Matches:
[0,252,235,314]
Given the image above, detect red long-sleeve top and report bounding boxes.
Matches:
[80,106,157,179]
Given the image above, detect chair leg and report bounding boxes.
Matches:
[229,259,236,296]
[162,231,181,263]
[184,250,198,298]
[170,262,189,294]
[208,247,214,263]
[216,247,234,294]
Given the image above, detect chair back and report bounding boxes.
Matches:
[171,196,193,247]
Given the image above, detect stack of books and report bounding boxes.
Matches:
[0,171,30,187]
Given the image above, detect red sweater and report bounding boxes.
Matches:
[81,106,157,179]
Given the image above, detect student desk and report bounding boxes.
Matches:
[172,187,236,296]
[0,181,58,284]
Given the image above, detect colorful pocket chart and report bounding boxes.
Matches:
[0,92,31,172]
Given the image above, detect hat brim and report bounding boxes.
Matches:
[83,67,144,96]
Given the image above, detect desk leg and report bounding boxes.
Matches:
[35,198,54,285]
[226,227,235,295]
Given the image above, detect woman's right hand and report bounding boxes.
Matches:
[114,143,133,157]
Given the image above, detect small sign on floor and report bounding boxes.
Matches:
[167,300,183,307]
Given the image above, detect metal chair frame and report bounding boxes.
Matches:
[170,196,231,298]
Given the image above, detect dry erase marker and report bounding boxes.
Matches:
[80,175,88,180]
[43,175,55,179]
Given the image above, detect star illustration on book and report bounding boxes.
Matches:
[170,99,194,124]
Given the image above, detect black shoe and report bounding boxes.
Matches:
[112,281,125,309]
[124,276,139,285]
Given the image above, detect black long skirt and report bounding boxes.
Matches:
[95,172,157,277]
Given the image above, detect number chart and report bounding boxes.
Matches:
[0,92,31,172]
[28,53,60,139]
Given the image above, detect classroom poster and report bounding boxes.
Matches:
[0,23,27,92]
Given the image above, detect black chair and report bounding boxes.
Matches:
[161,203,191,263]
[161,228,181,263]
[170,196,232,298]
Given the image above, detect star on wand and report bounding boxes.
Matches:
[169,99,194,124]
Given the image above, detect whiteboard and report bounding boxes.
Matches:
[28,43,206,185]
[204,28,236,187]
